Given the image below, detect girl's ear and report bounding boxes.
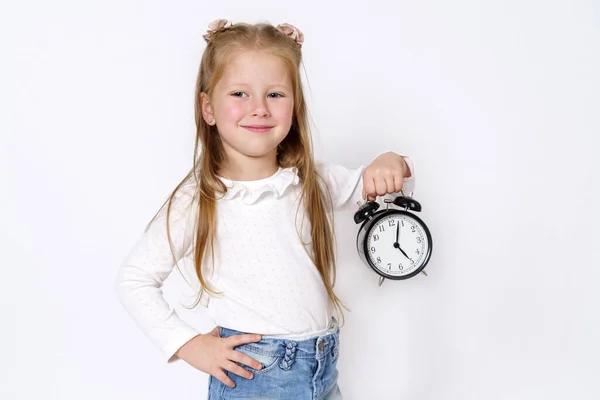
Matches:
[200,92,216,125]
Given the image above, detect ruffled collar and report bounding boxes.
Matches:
[218,167,300,204]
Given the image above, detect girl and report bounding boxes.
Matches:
[116,19,414,400]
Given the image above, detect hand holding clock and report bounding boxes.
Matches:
[353,153,432,282]
[362,152,411,201]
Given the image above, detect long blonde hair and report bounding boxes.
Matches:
[152,22,346,322]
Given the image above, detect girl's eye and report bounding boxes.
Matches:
[230,92,285,98]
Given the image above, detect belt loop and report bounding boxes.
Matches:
[327,316,339,334]
[279,340,297,370]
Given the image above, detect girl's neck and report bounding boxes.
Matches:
[218,159,280,182]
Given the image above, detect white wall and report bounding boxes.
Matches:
[3,0,599,399]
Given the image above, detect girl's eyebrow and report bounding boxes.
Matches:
[225,83,292,91]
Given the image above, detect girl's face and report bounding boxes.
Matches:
[202,50,294,172]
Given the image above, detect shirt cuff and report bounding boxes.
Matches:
[401,155,415,180]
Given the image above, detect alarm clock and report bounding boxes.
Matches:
[354,193,433,286]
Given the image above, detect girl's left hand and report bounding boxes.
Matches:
[362,152,410,201]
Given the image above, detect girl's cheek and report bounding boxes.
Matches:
[221,103,246,120]
[275,102,294,122]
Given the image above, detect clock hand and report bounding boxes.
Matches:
[395,222,400,244]
[399,247,410,259]
[393,242,410,259]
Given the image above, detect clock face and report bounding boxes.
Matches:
[366,213,431,277]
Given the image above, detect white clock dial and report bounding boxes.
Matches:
[366,214,430,276]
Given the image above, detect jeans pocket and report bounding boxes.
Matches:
[332,345,339,362]
[234,344,283,375]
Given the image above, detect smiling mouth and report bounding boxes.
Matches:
[241,125,274,133]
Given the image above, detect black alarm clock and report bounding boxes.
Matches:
[354,193,433,286]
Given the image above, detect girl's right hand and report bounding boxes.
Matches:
[175,326,263,388]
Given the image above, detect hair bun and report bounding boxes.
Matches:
[203,19,233,42]
[276,23,304,47]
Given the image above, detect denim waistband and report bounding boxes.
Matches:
[219,318,340,362]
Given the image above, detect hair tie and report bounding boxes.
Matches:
[202,20,304,48]
[203,19,233,42]
[276,23,304,47]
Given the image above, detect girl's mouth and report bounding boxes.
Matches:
[241,125,274,133]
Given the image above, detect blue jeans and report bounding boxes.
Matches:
[208,320,342,400]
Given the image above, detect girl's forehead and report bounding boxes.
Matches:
[225,51,284,70]
[219,51,292,85]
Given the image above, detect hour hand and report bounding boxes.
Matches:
[393,242,409,259]
[399,248,409,259]
[395,223,400,243]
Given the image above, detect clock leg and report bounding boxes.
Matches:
[378,276,386,286]
[421,270,428,276]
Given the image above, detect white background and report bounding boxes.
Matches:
[2,0,599,399]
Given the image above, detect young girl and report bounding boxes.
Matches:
[116,19,415,399]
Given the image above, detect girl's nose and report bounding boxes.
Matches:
[250,98,270,117]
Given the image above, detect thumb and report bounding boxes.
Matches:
[362,188,376,202]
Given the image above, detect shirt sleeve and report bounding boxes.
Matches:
[317,155,416,212]
[115,183,200,363]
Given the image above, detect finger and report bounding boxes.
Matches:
[385,174,396,194]
[224,360,254,380]
[227,333,262,347]
[214,370,236,388]
[229,350,263,370]
[365,192,376,202]
[363,175,376,200]
[393,173,404,193]
[374,176,388,196]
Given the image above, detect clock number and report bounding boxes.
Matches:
[376,257,382,264]
[373,234,380,241]
[398,263,404,270]
[388,220,395,227]
[411,225,416,233]
[416,248,420,255]
[387,263,391,270]
[378,225,385,232]
[370,246,376,253]
[416,237,422,243]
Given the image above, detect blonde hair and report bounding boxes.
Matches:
[151,22,346,323]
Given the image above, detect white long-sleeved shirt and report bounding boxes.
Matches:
[115,159,415,362]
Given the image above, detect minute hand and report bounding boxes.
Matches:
[394,222,408,257]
